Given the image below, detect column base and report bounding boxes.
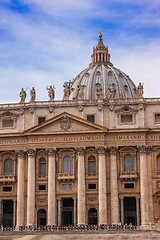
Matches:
[15,225,24,231]
[140,224,155,231]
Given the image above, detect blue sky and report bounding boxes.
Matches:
[0,0,160,103]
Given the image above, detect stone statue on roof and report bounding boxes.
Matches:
[19,88,26,103]
[30,87,36,102]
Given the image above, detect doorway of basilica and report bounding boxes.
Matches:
[37,209,47,227]
[62,198,74,226]
[124,197,137,226]
[3,200,13,227]
[88,208,98,225]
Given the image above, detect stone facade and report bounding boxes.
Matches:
[0,34,160,229]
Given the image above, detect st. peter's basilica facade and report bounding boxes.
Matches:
[0,33,160,230]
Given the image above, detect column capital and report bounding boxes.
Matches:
[46,148,56,156]
[16,150,25,157]
[146,146,153,154]
[136,195,140,199]
[27,149,36,157]
[57,197,61,201]
[109,147,118,155]
[138,145,147,154]
[76,147,85,155]
[96,146,106,155]
[73,197,77,201]
[119,196,124,200]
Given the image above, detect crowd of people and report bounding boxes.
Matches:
[0,224,139,232]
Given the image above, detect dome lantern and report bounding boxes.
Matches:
[91,32,111,65]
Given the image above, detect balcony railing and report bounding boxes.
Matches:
[37,174,47,178]
[57,173,75,181]
[0,175,16,182]
[86,173,97,178]
[119,171,138,179]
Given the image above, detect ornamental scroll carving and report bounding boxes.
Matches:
[60,116,71,131]
[61,184,72,191]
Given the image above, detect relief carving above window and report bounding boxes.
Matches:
[0,111,19,129]
[115,105,138,125]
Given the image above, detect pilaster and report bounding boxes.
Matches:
[27,149,36,226]
[77,147,86,225]
[139,146,150,227]
[47,148,56,226]
[97,146,107,224]
[109,147,119,224]
[16,150,25,228]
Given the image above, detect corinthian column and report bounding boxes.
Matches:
[77,147,86,225]
[47,148,56,226]
[16,151,25,228]
[27,149,35,226]
[97,146,107,224]
[110,147,119,224]
[139,146,149,226]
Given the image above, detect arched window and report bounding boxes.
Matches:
[39,158,46,176]
[63,156,72,174]
[157,154,160,171]
[88,155,96,174]
[124,154,133,172]
[4,158,13,176]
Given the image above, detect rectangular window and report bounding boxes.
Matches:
[88,184,96,189]
[87,115,95,123]
[3,186,12,192]
[38,185,46,190]
[38,117,45,124]
[124,183,134,189]
[155,114,160,123]
[2,119,14,128]
[39,163,46,175]
[121,114,132,123]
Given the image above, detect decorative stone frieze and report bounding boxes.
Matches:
[109,105,115,112]
[98,105,103,111]
[29,107,35,114]
[78,106,83,112]
[49,107,54,113]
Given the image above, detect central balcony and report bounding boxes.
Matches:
[57,173,76,182]
[118,171,138,180]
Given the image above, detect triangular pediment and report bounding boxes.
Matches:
[24,112,107,135]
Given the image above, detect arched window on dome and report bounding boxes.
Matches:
[63,156,72,174]
[124,154,133,173]
[157,154,160,173]
[4,158,13,176]
[88,155,96,174]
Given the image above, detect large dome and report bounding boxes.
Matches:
[63,33,139,101]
